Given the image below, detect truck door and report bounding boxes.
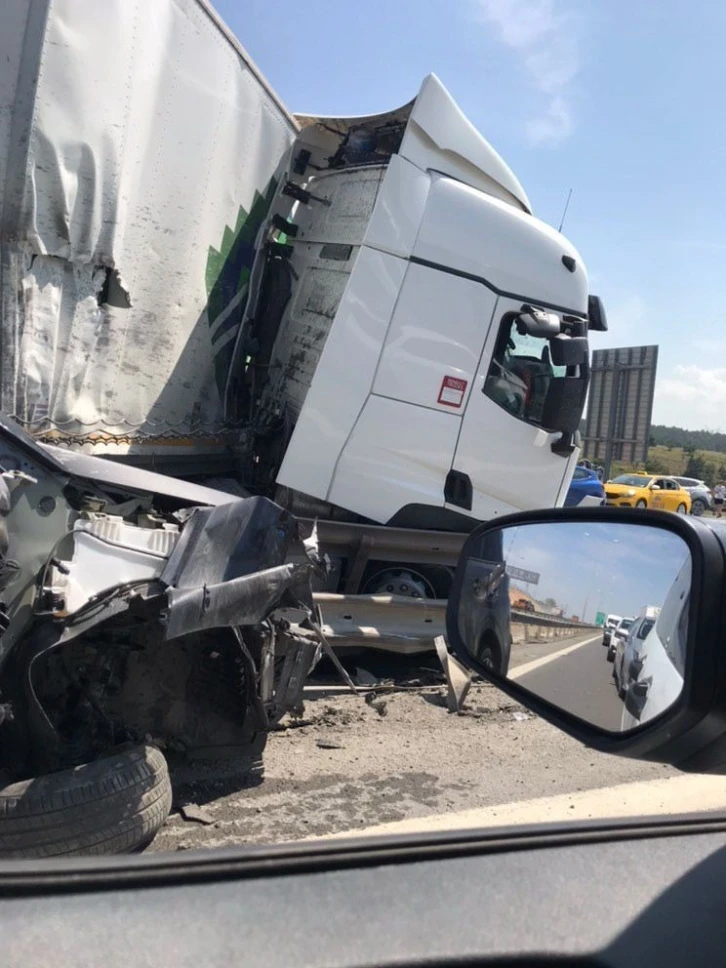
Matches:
[449,297,581,519]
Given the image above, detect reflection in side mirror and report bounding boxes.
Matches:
[449,521,691,733]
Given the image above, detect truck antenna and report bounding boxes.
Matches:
[558,188,573,233]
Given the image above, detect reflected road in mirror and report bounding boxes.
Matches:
[455,522,691,733]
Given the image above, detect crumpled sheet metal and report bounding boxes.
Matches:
[164,562,315,640]
[161,495,320,639]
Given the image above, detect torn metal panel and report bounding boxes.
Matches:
[161,496,303,589]
[165,562,314,640]
[42,444,241,508]
[434,635,472,713]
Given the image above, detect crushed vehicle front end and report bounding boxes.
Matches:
[0,416,323,787]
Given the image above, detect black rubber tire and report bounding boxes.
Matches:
[676,503,687,515]
[635,499,647,509]
[691,499,707,517]
[0,744,172,859]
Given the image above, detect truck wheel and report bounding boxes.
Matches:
[0,744,172,859]
[360,563,453,599]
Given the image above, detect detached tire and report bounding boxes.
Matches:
[0,744,172,859]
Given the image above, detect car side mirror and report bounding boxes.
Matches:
[650,484,661,490]
[445,508,726,770]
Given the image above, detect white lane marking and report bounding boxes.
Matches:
[509,633,602,680]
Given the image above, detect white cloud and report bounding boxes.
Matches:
[473,0,581,146]
[656,365,726,431]
[525,96,572,145]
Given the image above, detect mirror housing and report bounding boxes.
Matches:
[588,294,608,332]
[541,377,588,434]
[445,507,726,770]
[549,334,589,367]
[516,306,560,338]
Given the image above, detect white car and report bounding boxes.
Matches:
[602,613,623,649]
[621,559,691,729]
[613,606,660,699]
[672,477,713,517]
[606,617,633,663]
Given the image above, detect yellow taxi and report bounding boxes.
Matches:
[604,474,692,513]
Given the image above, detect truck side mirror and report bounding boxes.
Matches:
[549,335,588,367]
[588,294,608,332]
[541,378,587,434]
[516,307,560,338]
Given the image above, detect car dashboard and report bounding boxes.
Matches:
[2,813,726,967]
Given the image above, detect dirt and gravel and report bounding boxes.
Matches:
[152,648,679,853]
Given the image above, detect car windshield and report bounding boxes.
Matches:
[0,0,722,871]
[611,475,652,487]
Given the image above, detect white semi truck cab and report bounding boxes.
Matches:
[0,0,606,542]
[236,75,606,529]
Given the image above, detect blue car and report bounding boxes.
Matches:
[565,465,605,507]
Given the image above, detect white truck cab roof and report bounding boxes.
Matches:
[296,74,531,214]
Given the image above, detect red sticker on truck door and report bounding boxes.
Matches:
[437,375,468,408]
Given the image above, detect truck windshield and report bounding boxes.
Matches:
[483,317,566,426]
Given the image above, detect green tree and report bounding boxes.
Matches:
[685,452,706,479]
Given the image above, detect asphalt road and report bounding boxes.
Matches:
[511,632,624,731]
[152,641,676,853]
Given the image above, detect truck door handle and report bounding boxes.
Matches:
[445,471,473,511]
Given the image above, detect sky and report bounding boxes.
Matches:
[502,521,690,622]
[212,0,726,431]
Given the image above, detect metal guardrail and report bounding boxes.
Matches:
[313,593,447,653]
[301,518,467,593]
[313,593,598,653]
[510,609,599,630]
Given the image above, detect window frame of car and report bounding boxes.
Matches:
[637,618,656,640]
[675,477,700,489]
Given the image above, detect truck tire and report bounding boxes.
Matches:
[0,744,172,859]
[361,562,453,599]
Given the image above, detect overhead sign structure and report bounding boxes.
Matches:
[506,566,540,585]
[582,345,659,476]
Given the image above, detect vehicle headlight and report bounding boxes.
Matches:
[626,489,636,497]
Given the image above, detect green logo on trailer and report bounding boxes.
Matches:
[205,177,278,397]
